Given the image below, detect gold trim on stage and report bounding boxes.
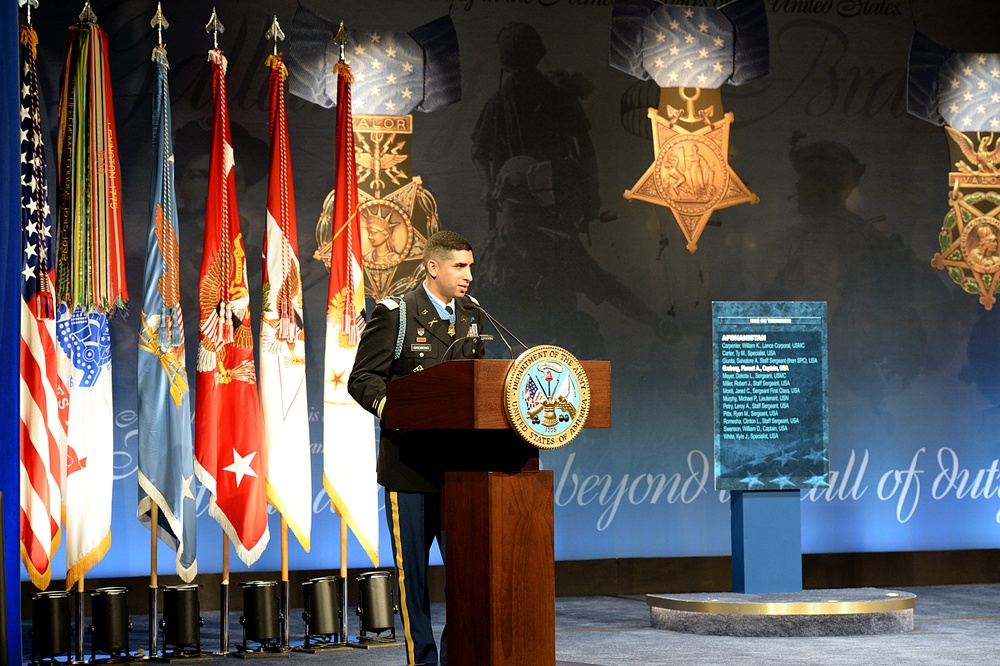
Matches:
[646,592,916,616]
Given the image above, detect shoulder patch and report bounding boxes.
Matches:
[379,297,401,311]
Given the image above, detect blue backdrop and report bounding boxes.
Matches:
[10,0,1000,588]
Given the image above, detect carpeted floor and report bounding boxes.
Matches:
[21,584,1000,665]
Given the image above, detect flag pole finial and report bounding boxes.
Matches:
[334,21,348,62]
[206,7,224,50]
[151,3,169,48]
[78,0,97,24]
[18,0,39,25]
[265,15,285,57]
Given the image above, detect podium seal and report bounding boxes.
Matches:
[504,345,590,449]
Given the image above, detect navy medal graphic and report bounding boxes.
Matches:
[504,345,590,449]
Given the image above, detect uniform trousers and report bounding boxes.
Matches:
[386,488,446,665]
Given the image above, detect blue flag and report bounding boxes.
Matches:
[137,44,197,581]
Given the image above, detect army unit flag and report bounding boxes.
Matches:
[260,53,312,551]
[55,18,127,589]
[323,58,380,567]
[19,22,65,591]
[193,46,270,567]
[137,41,198,582]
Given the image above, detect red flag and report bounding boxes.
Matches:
[19,23,66,590]
[193,48,269,566]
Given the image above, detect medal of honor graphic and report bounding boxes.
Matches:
[930,129,1000,309]
[908,33,1000,309]
[314,114,442,303]
[624,90,758,253]
[286,9,461,300]
[609,1,769,254]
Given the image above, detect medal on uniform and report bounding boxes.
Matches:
[448,321,456,337]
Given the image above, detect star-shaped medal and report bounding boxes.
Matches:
[624,106,758,253]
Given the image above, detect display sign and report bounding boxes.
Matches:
[713,302,829,491]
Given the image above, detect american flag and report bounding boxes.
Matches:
[523,376,544,409]
[19,21,66,591]
[938,52,1000,132]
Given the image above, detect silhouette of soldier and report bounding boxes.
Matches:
[761,132,955,403]
[472,22,600,234]
[472,24,674,356]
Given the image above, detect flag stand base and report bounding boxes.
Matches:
[294,643,353,654]
[228,650,289,660]
[347,636,402,650]
[150,653,214,663]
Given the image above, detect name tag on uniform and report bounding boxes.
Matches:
[410,343,432,352]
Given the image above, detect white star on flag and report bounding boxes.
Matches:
[182,474,196,501]
[223,449,258,487]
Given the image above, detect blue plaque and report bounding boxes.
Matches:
[712,302,829,491]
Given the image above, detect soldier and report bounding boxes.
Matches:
[348,230,484,665]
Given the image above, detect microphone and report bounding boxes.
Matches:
[472,302,529,359]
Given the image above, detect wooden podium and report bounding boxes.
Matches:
[386,359,611,666]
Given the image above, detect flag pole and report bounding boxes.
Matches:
[221,533,230,654]
[340,514,349,643]
[280,516,289,649]
[146,18,164,658]
[149,503,159,657]
[332,19,353,646]
[75,578,85,662]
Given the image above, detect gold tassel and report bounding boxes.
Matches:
[265,53,288,80]
[20,24,38,59]
[334,60,352,83]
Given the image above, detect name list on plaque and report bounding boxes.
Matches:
[712,302,829,491]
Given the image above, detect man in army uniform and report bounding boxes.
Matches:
[348,230,484,665]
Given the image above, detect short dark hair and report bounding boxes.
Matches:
[424,230,472,267]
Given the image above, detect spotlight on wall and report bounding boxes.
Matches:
[29,591,72,665]
[88,587,132,663]
[354,571,397,646]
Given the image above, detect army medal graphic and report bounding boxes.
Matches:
[315,114,441,302]
[624,90,758,253]
[504,345,590,449]
[930,129,1000,309]
[609,1,769,254]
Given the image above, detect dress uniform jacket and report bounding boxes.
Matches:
[348,286,485,493]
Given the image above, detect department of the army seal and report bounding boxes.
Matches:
[503,345,590,449]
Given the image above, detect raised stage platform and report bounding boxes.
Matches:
[647,588,916,637]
